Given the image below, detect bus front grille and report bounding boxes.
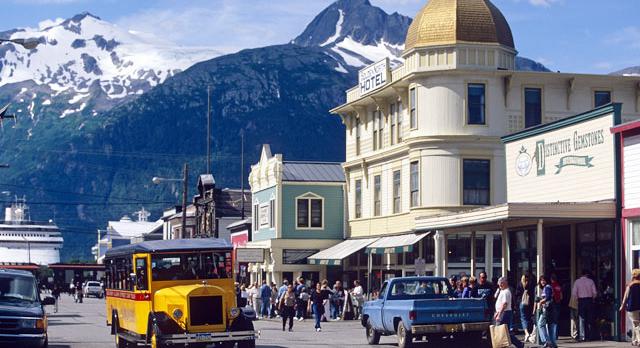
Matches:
[189,296,223,326]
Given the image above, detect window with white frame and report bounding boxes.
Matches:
[253,203,259,231]
[632,220,640,268]
[373,175,381,216]
[409,88,417,129]
[269,199,275,228]
[296,193,323,229]
[372,110,383,151]
[410,161,420,207]
[397,101,403,142]
[393,170,401,214]
[355,179,362,219]
[390,103,396,146]
[355,118,361,156]
[372,110,378,151]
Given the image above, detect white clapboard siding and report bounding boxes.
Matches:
[625,135,640,209]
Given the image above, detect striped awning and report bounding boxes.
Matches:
[366,233,431,254]
[307,238,379,266]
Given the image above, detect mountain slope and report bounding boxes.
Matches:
[0,0,550,260]
[0,44,354,260]
[293,0,411,67]
[0,12,221,118]
[610,66,640,76]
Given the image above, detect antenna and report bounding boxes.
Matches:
[206,86,211,174]
[240,130,245,220]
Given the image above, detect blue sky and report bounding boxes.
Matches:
[1,0,639,73]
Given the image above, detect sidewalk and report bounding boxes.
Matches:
[523,337,631,347]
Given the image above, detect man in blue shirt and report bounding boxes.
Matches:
[259,280,272,319]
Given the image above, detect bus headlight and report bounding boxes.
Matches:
[229,307,240,319]
[172,308,184,320]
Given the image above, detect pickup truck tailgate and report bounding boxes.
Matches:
[412,298,488,325]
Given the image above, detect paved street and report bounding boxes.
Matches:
[45,295,630,348]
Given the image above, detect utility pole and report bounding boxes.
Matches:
[207,86,211,174]
[182,163,189,239]
[240,131,245,220]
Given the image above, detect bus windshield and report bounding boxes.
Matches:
[151,251,232,281]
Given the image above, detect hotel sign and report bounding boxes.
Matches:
[505,111,616,203]
[236,248,264,263]
[359,58,390,96]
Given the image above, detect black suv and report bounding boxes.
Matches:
[0,268,55,348]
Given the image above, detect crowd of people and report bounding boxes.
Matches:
[234,278,365,332]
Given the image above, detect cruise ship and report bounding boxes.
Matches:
[0,197,64,265]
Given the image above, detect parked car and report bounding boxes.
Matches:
[362,276,491,348]
[82,281,104,298]
[0,268,56,348]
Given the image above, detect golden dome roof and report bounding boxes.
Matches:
[404,0,515,53]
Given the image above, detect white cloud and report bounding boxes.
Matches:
[594,62,613,70]
[606,26,640,49]
[510,0,562,7]
[11,0,86,4]
[38,17,64,30]
[115,0,331,53]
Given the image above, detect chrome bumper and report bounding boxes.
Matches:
[0,333,46,338]
[161,330,258,344]
[411,321,491,335]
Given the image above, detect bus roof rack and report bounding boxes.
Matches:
[105,238,233,258]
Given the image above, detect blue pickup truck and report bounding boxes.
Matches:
[362,276,492,348]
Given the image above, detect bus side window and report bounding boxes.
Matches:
[135,258,148,291]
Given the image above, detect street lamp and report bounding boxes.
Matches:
[0,38,40,49]
[153,163,189,239]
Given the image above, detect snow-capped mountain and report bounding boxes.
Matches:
[610,66,640,77]
[293,0,411,67]
[293,0,549,74]
[0,12,221,117]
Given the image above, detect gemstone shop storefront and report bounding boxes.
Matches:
[416,104,624,340]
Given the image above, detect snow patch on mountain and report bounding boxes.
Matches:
[0,12,221,102]
[321,10,344,47]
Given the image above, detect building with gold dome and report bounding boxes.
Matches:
[315,0,640,318]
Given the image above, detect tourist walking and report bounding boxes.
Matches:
[259,280,272,319]
[308,282,331,332]
[270,283,278,318]
[477,271,496,312]
[239,284,248,307]
[620,269,640,345]
[248,282,259,317]
[572,270,598,341]
[331,280,344,320]
[321,280,331,322]
[535,275,557,348]
[549,274,563,343]
[494,277,524,348]
[516,273,535,343]
[352,280,364,320]
[295,278,308,321]
[279,284,296,332]
[52,285,61,313]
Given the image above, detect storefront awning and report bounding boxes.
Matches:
[307,238,379,265]
[366,233,431,254]
[414,201,617,233]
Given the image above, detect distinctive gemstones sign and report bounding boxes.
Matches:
[359,58,390,96]
[504,110,616,203]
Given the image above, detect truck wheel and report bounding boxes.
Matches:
[365,319,380,345]
[236,320,256,348]
[396,320,413,348]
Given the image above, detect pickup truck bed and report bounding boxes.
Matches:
[362,276,491,348]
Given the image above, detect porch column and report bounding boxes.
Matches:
[442,232,449,277]
[501,225,508,277]
[536,219,545,278]
[367,251,372,300]
[570,223,577,284]
[470,231,477,277]
[434,232,444,276]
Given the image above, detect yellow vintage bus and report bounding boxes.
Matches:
[104,239,257,348]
